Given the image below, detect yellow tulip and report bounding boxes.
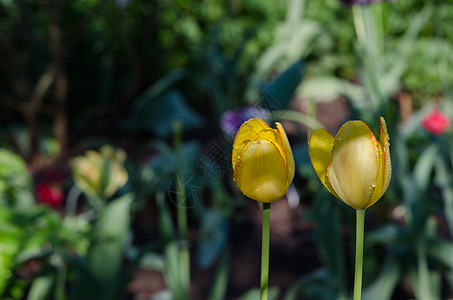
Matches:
[309,117,391,210]
[232,118,295,203]
[72,145,128,199]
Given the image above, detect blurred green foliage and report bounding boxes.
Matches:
[1,0,453,299]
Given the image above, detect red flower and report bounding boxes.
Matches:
[35,182,64,208]
[421,108,451,136]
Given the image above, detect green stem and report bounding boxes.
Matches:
[176,177,188,237]
[176,175,190,291]
[354,209,365,300]
[260,203,271,300]
[173,121,190,294]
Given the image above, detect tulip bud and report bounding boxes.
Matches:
[232,118,295,203]
[72,145,128,199]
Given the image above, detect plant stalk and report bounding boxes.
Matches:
[354,209,365,300]
[260,202,271,300]
[173,121,190,294]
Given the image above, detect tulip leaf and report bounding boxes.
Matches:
[299,76,364,104]
[137,251,165,271]
[150,290,173,300]
[380,3,432,100]
[72,194,133,299]
[434,157,453,236]
[366,225,405,246]
[408,268,441,300]
[124,70,202,137]
[245,0,319,103]
[239,286,280,300]
[207,249,230,300]
[127,89,203,137]
[148,140,202,193]
[398,103,434,140]
[427,238,453,270]
[413,144,438,193]
[132,70,186,111]
[150,140,201,175]
[284,268,337,300]
[156,191,189,299]
[261,61,304,110]
[26,276,53,300]
[197,209,229,268]
[362,257,401,300]
[310,194,347,296]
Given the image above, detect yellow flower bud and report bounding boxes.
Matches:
[72,145,128,199]
[232,118,295,203]
[309,117,391,210]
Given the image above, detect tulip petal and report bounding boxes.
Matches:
[234,140,288,202]
[367,117,392,207]
[276,122,295,186]
[327,121,380,209]
[379,117,392,195]
[309,129,340,199]
[232,118,285,172]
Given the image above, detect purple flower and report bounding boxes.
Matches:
[338,0,395,5]
[220,106,271,139]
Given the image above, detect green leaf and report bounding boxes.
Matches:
[284,268,337,300]
[434,157,453,235]
[299,76,364,104]
[132,70,186,111]
[262,61,304,109]
[408,268,441,300]
[309,192,347,296]
[89,194,132,284]
[72,194,133,299]
[156,191,189,299]
[427,238,453,270]
[396,5,433,66]
[239,286,280,300]
[150,290,173,300]
[26,276,53,300]
[0,148,34,208]
[150,141,201,177]
[0,210,22,295]
[156,191,175,241]
[125,75,203,137]
[398,103,434,140]
[0,149,31,188]
[270,110,324,131]
[197,209,228,268]
[207,249,230,300]
[413,144,438,193]
[138,251,165,272]
[362,257,401,300]
[366,225,404,246]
